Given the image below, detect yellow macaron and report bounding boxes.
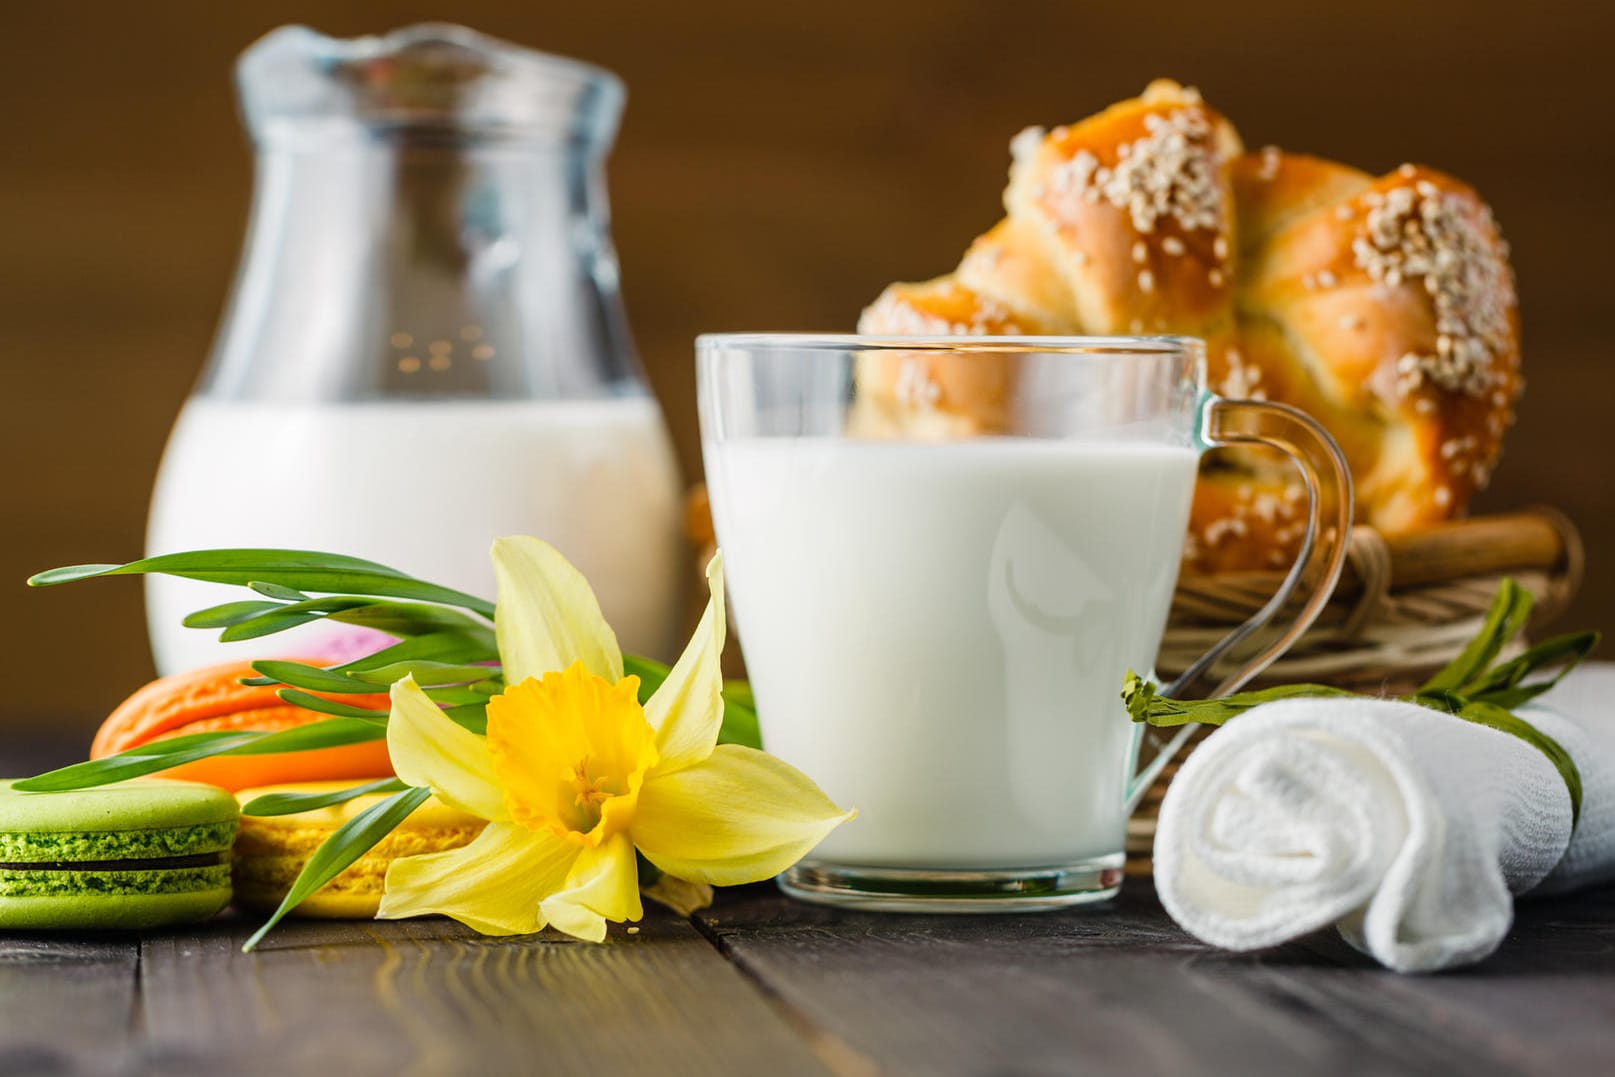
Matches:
[233,781,485,918]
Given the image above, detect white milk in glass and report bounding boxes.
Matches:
[147,396,683,674]
[706,437,1197,868]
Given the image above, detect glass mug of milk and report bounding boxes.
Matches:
[698,334,1352,910]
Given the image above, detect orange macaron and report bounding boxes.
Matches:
[92,660,394,791]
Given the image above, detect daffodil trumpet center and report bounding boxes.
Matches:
[562,756,621,833]
[485,662,659,848]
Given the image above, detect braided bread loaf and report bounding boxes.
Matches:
[857,80,1521,573]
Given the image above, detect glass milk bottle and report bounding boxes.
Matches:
[146,24,683,674]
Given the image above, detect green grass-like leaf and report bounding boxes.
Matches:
[248,581,309,601]
[241,777,408,817]
[1457,700,1583,825]
[327,602,496,639]
[329,632,500,673]
[249,660,376,694]
[28,549,495,619]
[1468,631,1602,710]
[1421,579,1533,694]
[422,686,497,706]
[215,596,377,642]
[442,704,488,734]
[218,609,326,642]
[241,786,432,952]
[1123,669,1356,727]
[245,630,499,692]
[13,718,385,791]
[345,661,498,687]
[723,681,756,713]
[182,600,283,629]
[717,693,762,749]
[275,688,390,722]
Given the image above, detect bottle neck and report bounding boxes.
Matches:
[201,134,640,403]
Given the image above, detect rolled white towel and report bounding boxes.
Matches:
[1153,664,1615,972]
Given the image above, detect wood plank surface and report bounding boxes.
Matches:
[1,883,1612,1076]
[4,723,1615,1076]
[135,911,827,1077]
[700,884,1615,1077]
[0,934,139,1077]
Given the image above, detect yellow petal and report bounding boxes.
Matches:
[378,821,577,935]
[387,676,506,821]
[539,833,643,942]
[641,874,715,917]
[645,553,727,774]
[633,745,855,886]
[492,536,623,686]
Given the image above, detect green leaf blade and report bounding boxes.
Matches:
[26,564,124,587]
[423,686,497,707]
[330,632,500,674]
[276,688,390,722]
[249,581,309,601]
[250,660,381,695]
[442,704,488,735]
[218,609,326,642]
[327,602,495,639]
[27,549,495,619]
[1469,631,1601,707]
[12,732,263,791]
[223,718,386,757]
[717,693,762,749]
[1422,579,1534,694]
[345,661,498,688]
[1121,670,1358,728]
[182,600,284,629]
[241,778,407,817]
[1456,700,1583,826]
[241,786,432,952]
[12,719,386,792]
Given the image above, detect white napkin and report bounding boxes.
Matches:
[1153,663,1615,972]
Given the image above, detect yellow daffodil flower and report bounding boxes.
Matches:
[376,536,854,941]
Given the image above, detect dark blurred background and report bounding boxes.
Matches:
[3,0,1612,738]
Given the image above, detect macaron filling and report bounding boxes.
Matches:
[1,858,232,897]
[0,821,239,865]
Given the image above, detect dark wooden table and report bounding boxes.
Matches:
[4,742,1614,1075]
[4,877,1614,1075]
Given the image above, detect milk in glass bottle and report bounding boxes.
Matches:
[146,24,683,673]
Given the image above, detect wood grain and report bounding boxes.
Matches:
[0,935,138,1076]
[700,884,1615,1077]
[136,912,827,1077]
[0,872,1610,1074]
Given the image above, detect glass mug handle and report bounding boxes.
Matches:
[1124,395,1355,811]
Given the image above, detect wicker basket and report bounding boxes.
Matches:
[682,490,1583,873]
[1126,507,1584,872]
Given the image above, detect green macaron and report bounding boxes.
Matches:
[0,778,238,930]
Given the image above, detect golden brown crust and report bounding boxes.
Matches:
[854,277,1043,438]
[857,83,1522,573]
[1006,81,1241,337]
[1230,150,1373,253]
[1185,468,1310,573]
[1231,158,1521,552]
